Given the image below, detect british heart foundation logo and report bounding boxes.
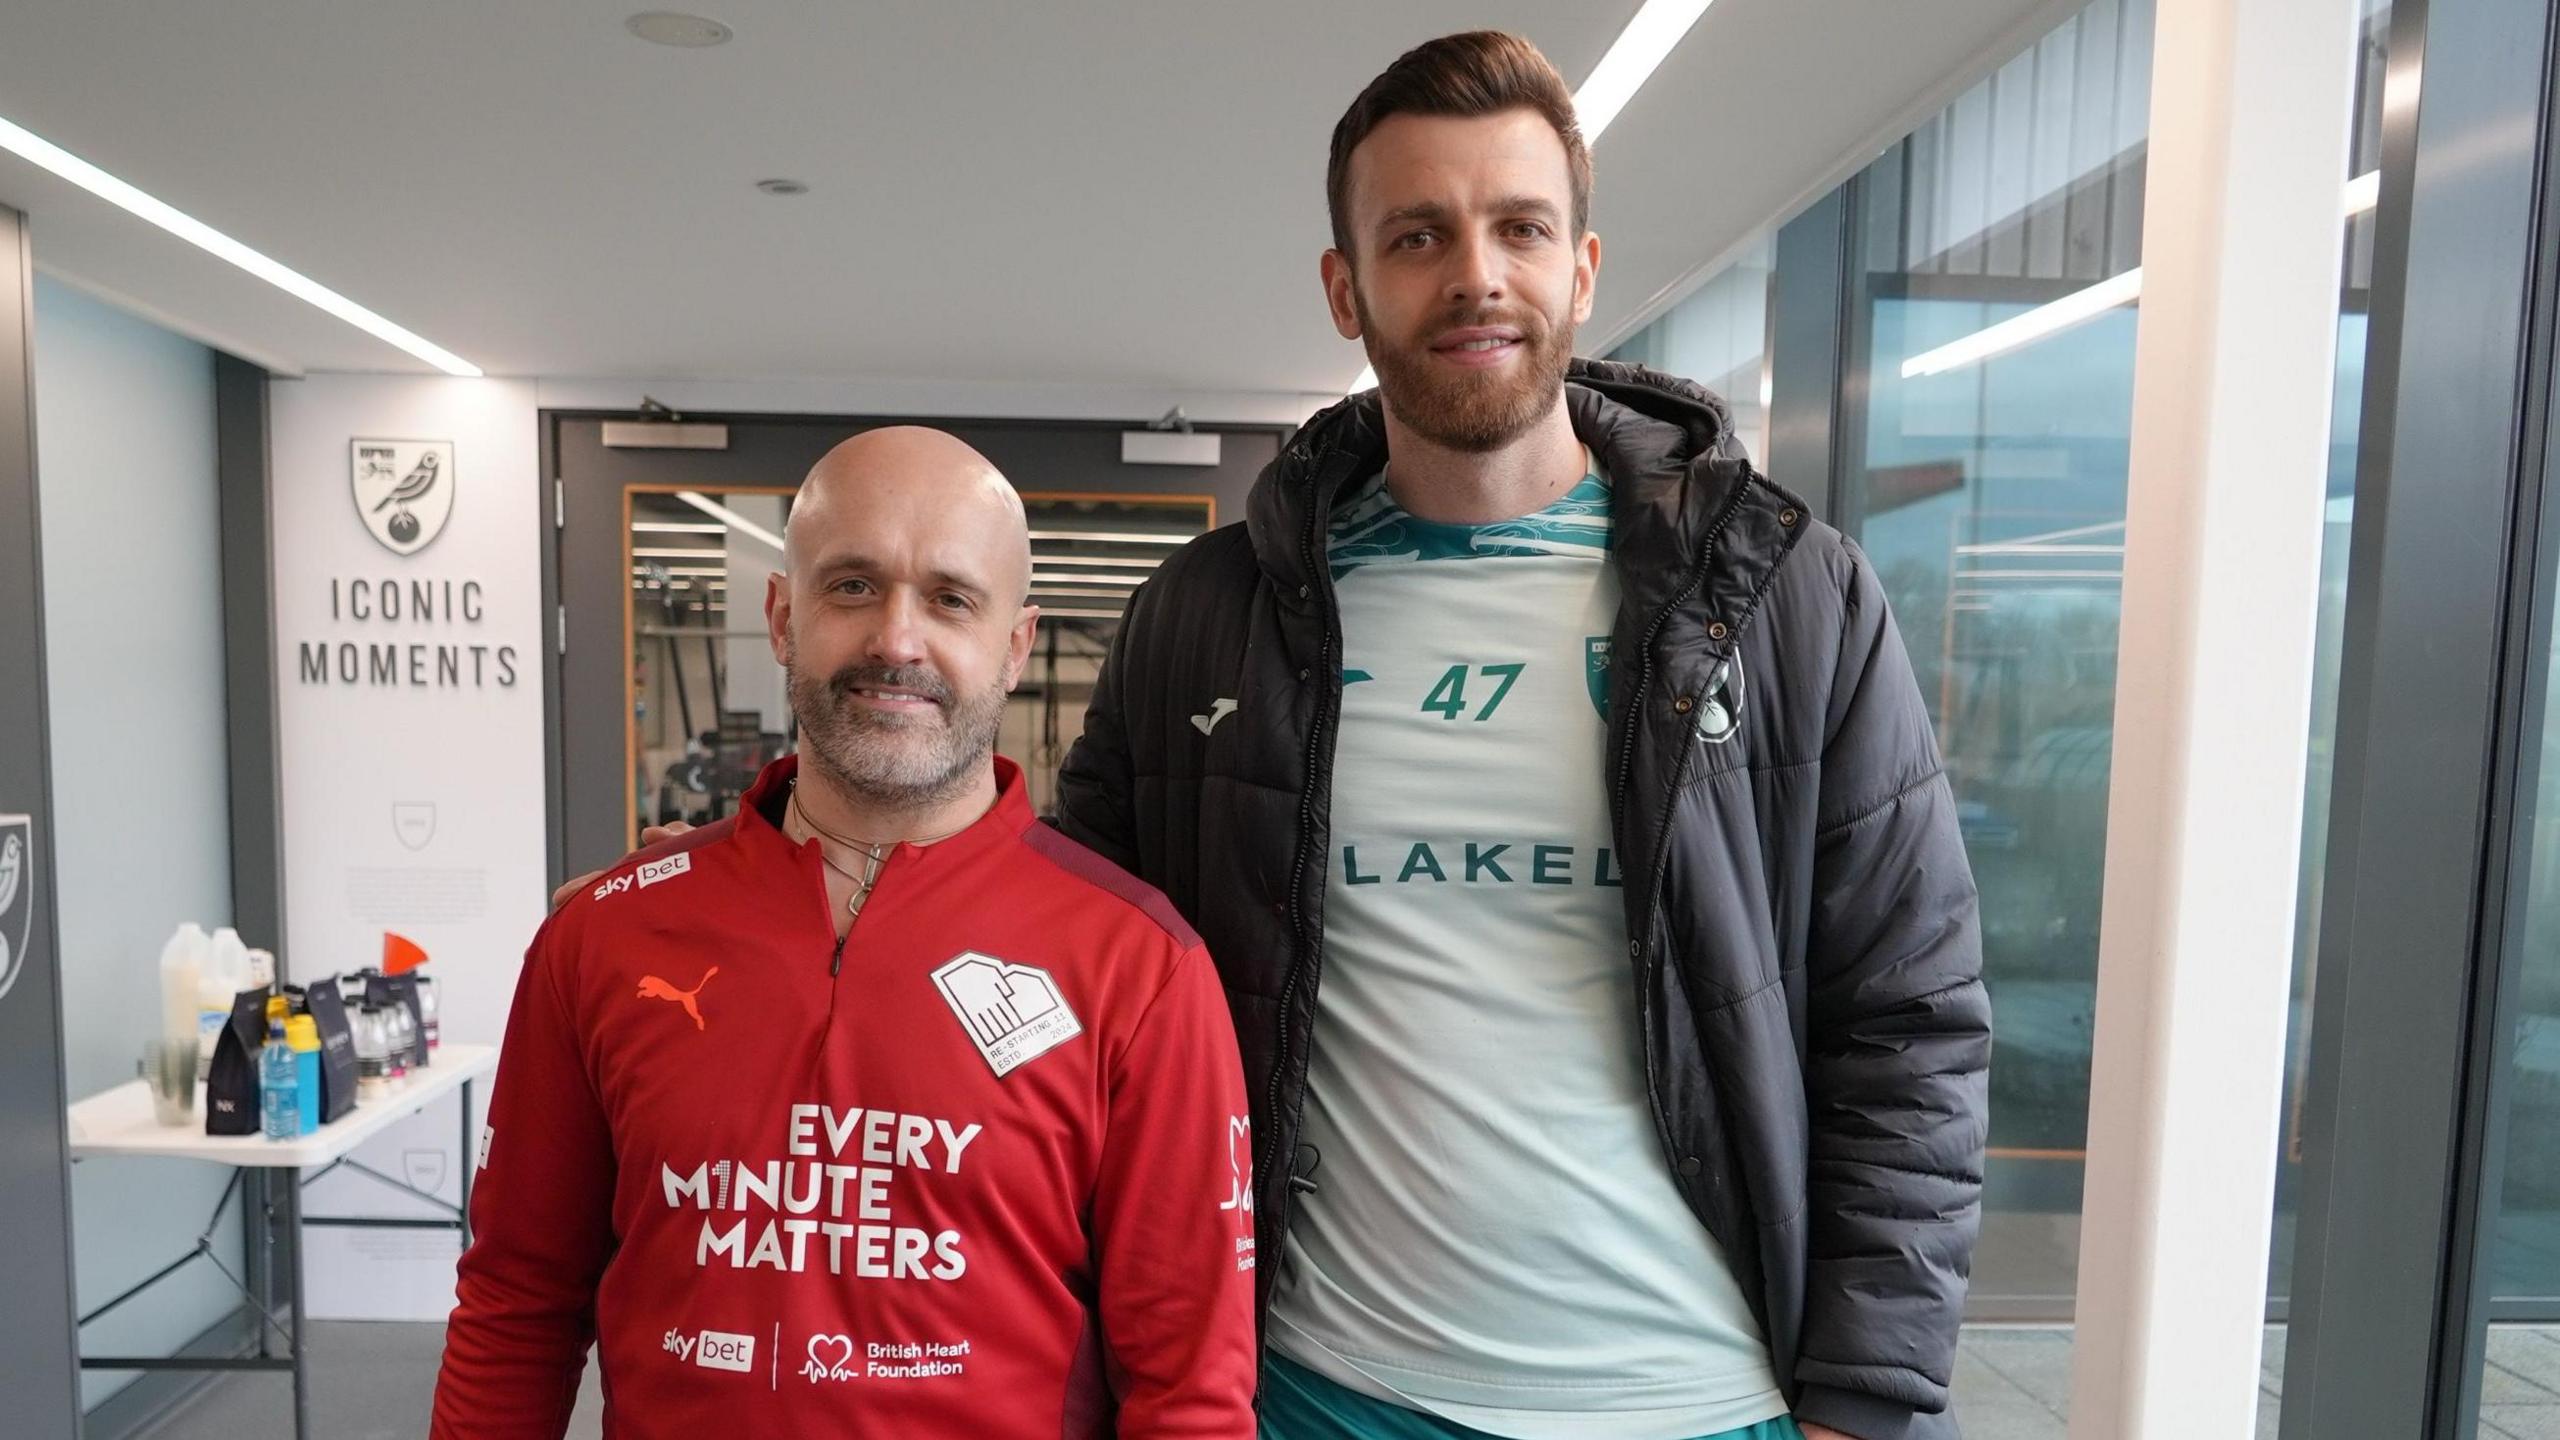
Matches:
[350,439,456,556]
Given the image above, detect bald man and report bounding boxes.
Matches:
[434,429,1260,1439]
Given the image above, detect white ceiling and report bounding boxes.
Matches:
[0,0,2065,402]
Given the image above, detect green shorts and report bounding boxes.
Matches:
[1259,1352,1806,1440]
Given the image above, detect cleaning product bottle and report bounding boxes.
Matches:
[416,975,440,1053]
[245,946,276,994]
[286,1015,322,1135]
[158,923,207,1062]
[198,927,251,1083]
[383,1004,414,1091]
[259,1014,298,1141]
[353,1005,389,1104]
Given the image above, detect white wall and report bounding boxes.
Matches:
[31,275,240,1410]
[266,373,545,1319]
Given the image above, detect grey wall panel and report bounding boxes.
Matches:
[0,203,85,1440]
[217,352,284,956]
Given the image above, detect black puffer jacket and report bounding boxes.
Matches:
[1055,359,1989,1440]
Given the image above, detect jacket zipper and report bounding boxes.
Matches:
[1613,470,1768,1190]
[1260,441,1344,1241]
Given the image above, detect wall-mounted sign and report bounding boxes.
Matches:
[273,377,543,1320]
[351,439,456,556]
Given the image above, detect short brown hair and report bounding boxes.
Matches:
[1326,31,1593,260]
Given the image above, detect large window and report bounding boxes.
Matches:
[1605,235,1775,464]
[2485,531,2560,1365]
[1596,0,2446,1427]
[1597,0,2388,1428]
[1841,0,2155,1332]
[1599,0,2560,1425]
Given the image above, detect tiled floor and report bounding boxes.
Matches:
[1954,1324,2560,1438]
[124,1320,2560,1438]
[1949,1326,2280,1438]
[130,1321,606,1439]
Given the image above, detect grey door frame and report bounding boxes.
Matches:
[0,202,87,1440]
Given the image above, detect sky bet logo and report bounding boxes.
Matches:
[594,850,692,902]
[662,1327,756,1373]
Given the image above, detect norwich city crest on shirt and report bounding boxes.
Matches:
[1585,637,1611,721]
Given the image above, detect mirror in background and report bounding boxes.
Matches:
[627,486,797,844]
[625,488,1212,843]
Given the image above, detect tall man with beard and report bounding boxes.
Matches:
[435,428,1259,1439]
[1054,32,1990,1440]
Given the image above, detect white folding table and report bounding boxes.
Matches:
[66,1042,496,1438]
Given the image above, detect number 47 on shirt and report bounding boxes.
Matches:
[1421,663,1524,722]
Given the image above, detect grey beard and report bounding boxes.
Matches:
[786,658,1006,812]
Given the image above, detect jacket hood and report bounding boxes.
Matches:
[1246,357,1779,620]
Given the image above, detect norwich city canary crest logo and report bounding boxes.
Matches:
[0,819,32,1004]
[351,439,456,556]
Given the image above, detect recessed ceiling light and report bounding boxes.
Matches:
[755,178,809,196]
[626,12,733,47]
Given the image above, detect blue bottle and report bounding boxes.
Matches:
[260,1020,299,1141]
[287,1015,321,1134]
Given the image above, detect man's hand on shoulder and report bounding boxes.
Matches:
[549,823,693,909]
[1798,1424,1861,1440]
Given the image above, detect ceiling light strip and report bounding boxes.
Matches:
[2342,168,2381,218]
[1029,563,1152,579]
[0,113,483,376]
[1572,0,1718,141]
[675,492,785,551]
[1900,268,2147,379]
[1030,556,1162,571]
[1899,170,2384,380]
[1026,530,1195,546]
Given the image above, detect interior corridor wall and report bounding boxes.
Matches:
[268,373,544,1319]
[31,275,240,1409]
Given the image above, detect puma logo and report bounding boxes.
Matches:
[637,967,718,1031]
[1191,698,1239,735]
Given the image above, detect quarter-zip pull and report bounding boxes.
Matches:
[829,932,849,976]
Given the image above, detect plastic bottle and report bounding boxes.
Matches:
[383,1005,415,1091]
[285,1015,322,1135]
[353,1006,388,1104]
[245,947,277,993]
[259,1018,298,1141]
[198,927,252,1083]
[158,923,208,1060]
[416,976,440,1053]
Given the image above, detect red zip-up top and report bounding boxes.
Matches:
[432,756,1257,1439]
